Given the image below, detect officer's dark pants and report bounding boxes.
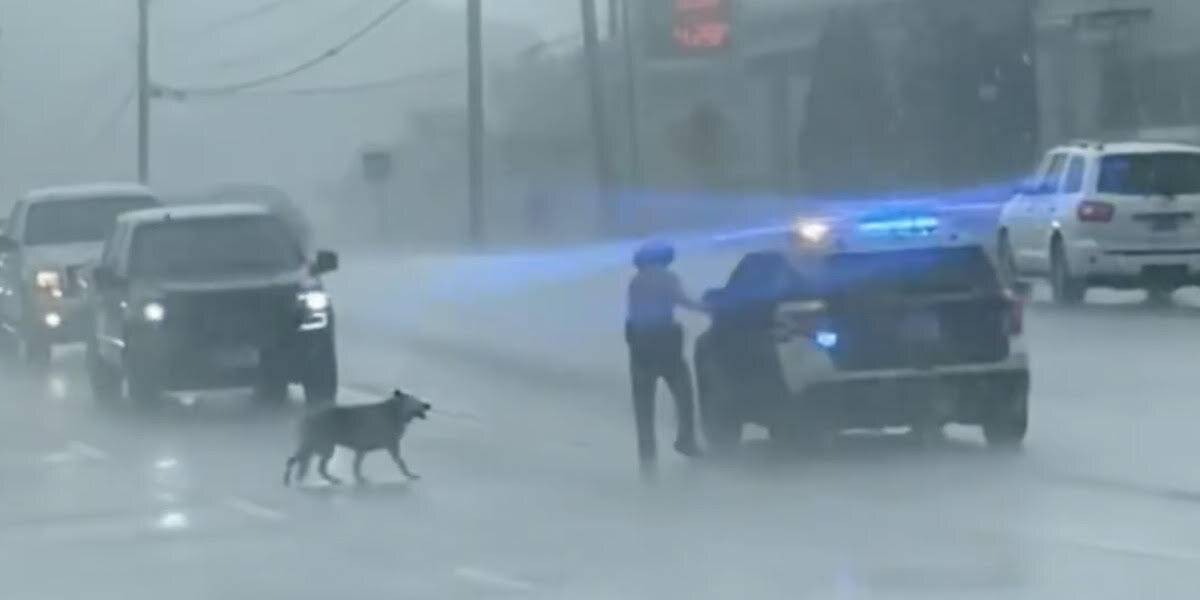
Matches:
[625,322,697,466]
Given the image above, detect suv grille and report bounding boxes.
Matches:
[168,287,298,346]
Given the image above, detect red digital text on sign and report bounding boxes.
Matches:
[673,0,730,50]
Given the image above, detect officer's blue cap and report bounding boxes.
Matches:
[633,240,675,268]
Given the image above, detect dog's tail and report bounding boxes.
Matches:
[283,455,297,486]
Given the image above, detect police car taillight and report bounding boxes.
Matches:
[772,301,828,344]
[1004,289,1024,335]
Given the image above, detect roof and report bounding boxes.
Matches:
[24,182,156,203]
[118,203,272,226]
[1058,140,1200,155]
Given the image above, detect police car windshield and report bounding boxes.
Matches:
[823,247,999,297]
[129,215,304,279]
[25,195,159,246]
[1097,152,1200,195]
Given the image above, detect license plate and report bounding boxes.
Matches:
[901,311,940,342]
[211,346,259,369]
[1150,218,1180,232]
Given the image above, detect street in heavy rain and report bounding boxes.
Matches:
[5,0,1200,598]
[4,265,1200,599]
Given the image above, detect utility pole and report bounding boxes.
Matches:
[466,0,484,244]
[136,0,151,184]
[608,0,619,39]
[580,0,616,233]
[620,0,642,189]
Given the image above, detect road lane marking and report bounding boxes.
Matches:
[222,497,287,521]
[68,441,108,460]
[453,566,536,591]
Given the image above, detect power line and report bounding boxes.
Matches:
[163,0,418,96]
[234,67,460,97]
[200,0,308,34]
[212,0,380,70]
[89,84,136,148]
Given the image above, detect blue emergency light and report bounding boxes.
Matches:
[815,330,839,349]
[857,215,940,236]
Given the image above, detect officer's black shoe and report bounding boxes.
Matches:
[674,438,702,458]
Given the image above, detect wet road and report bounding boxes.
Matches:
[5,280,1200,598]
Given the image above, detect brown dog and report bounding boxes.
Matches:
[283,390,431,486]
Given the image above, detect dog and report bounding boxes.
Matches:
[283,389,431,486]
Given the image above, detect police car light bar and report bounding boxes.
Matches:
[857,215,940,235]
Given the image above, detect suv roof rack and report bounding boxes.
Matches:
[1067,139,1106,150]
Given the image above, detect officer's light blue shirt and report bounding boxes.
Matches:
[627,267,689,328]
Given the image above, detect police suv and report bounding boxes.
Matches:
[694,213,1029,450]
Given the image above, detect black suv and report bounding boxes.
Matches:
[86,204,339,408]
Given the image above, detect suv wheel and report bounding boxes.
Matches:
[18,328,50,368]
[87,342,121,406]
[1146,286,1176,306]
[301,335,338,405]
[1050,241,1085,306]
[126,366,162,411]
[695,344,742,453]
[983,375,1029,450]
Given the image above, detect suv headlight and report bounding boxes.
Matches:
[298,290,330,331]
[35,270,61,289]
[299,290,329,312]
[142,301,166,322]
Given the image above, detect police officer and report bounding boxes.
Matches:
[625,241,706,474]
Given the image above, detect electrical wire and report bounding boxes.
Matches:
[189,31,581,99]
[165,0,418,96]
[200,0,308,34]
[88,84,136,147]
[233,67,460,97]
[212,0,380,70]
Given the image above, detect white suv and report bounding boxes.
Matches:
[998,140,1200,305]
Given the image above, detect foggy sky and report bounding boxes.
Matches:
[0,0,576,204]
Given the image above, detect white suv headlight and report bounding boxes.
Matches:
[299,290,330,312]
[142,301,165,322]
[35,270,61,289]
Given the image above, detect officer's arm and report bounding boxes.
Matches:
[671,273,708,313]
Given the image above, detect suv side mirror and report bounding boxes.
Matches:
[93,265,122,290]
[312,250,339,275]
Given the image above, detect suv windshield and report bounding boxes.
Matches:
[823,247,1000,297]
[24,195,160,245]
[129,215,304,279]
[1097,152,1200,195]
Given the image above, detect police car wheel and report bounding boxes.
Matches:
[696,349,741,451]
[982,391,1028,449]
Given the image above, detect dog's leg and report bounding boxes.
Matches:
[294,451,312,484]
[283,455,297,486]
[352,451,369,486]
[387,444,419,480]
[316,447,342,485]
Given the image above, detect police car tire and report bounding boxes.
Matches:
[983,392,1028,449]
[696,349,741,451]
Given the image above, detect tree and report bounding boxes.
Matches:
[798,10,896,195]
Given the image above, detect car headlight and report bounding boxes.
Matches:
[35,270,61,290]
[299,290,330,312]
[142,301,165,322]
